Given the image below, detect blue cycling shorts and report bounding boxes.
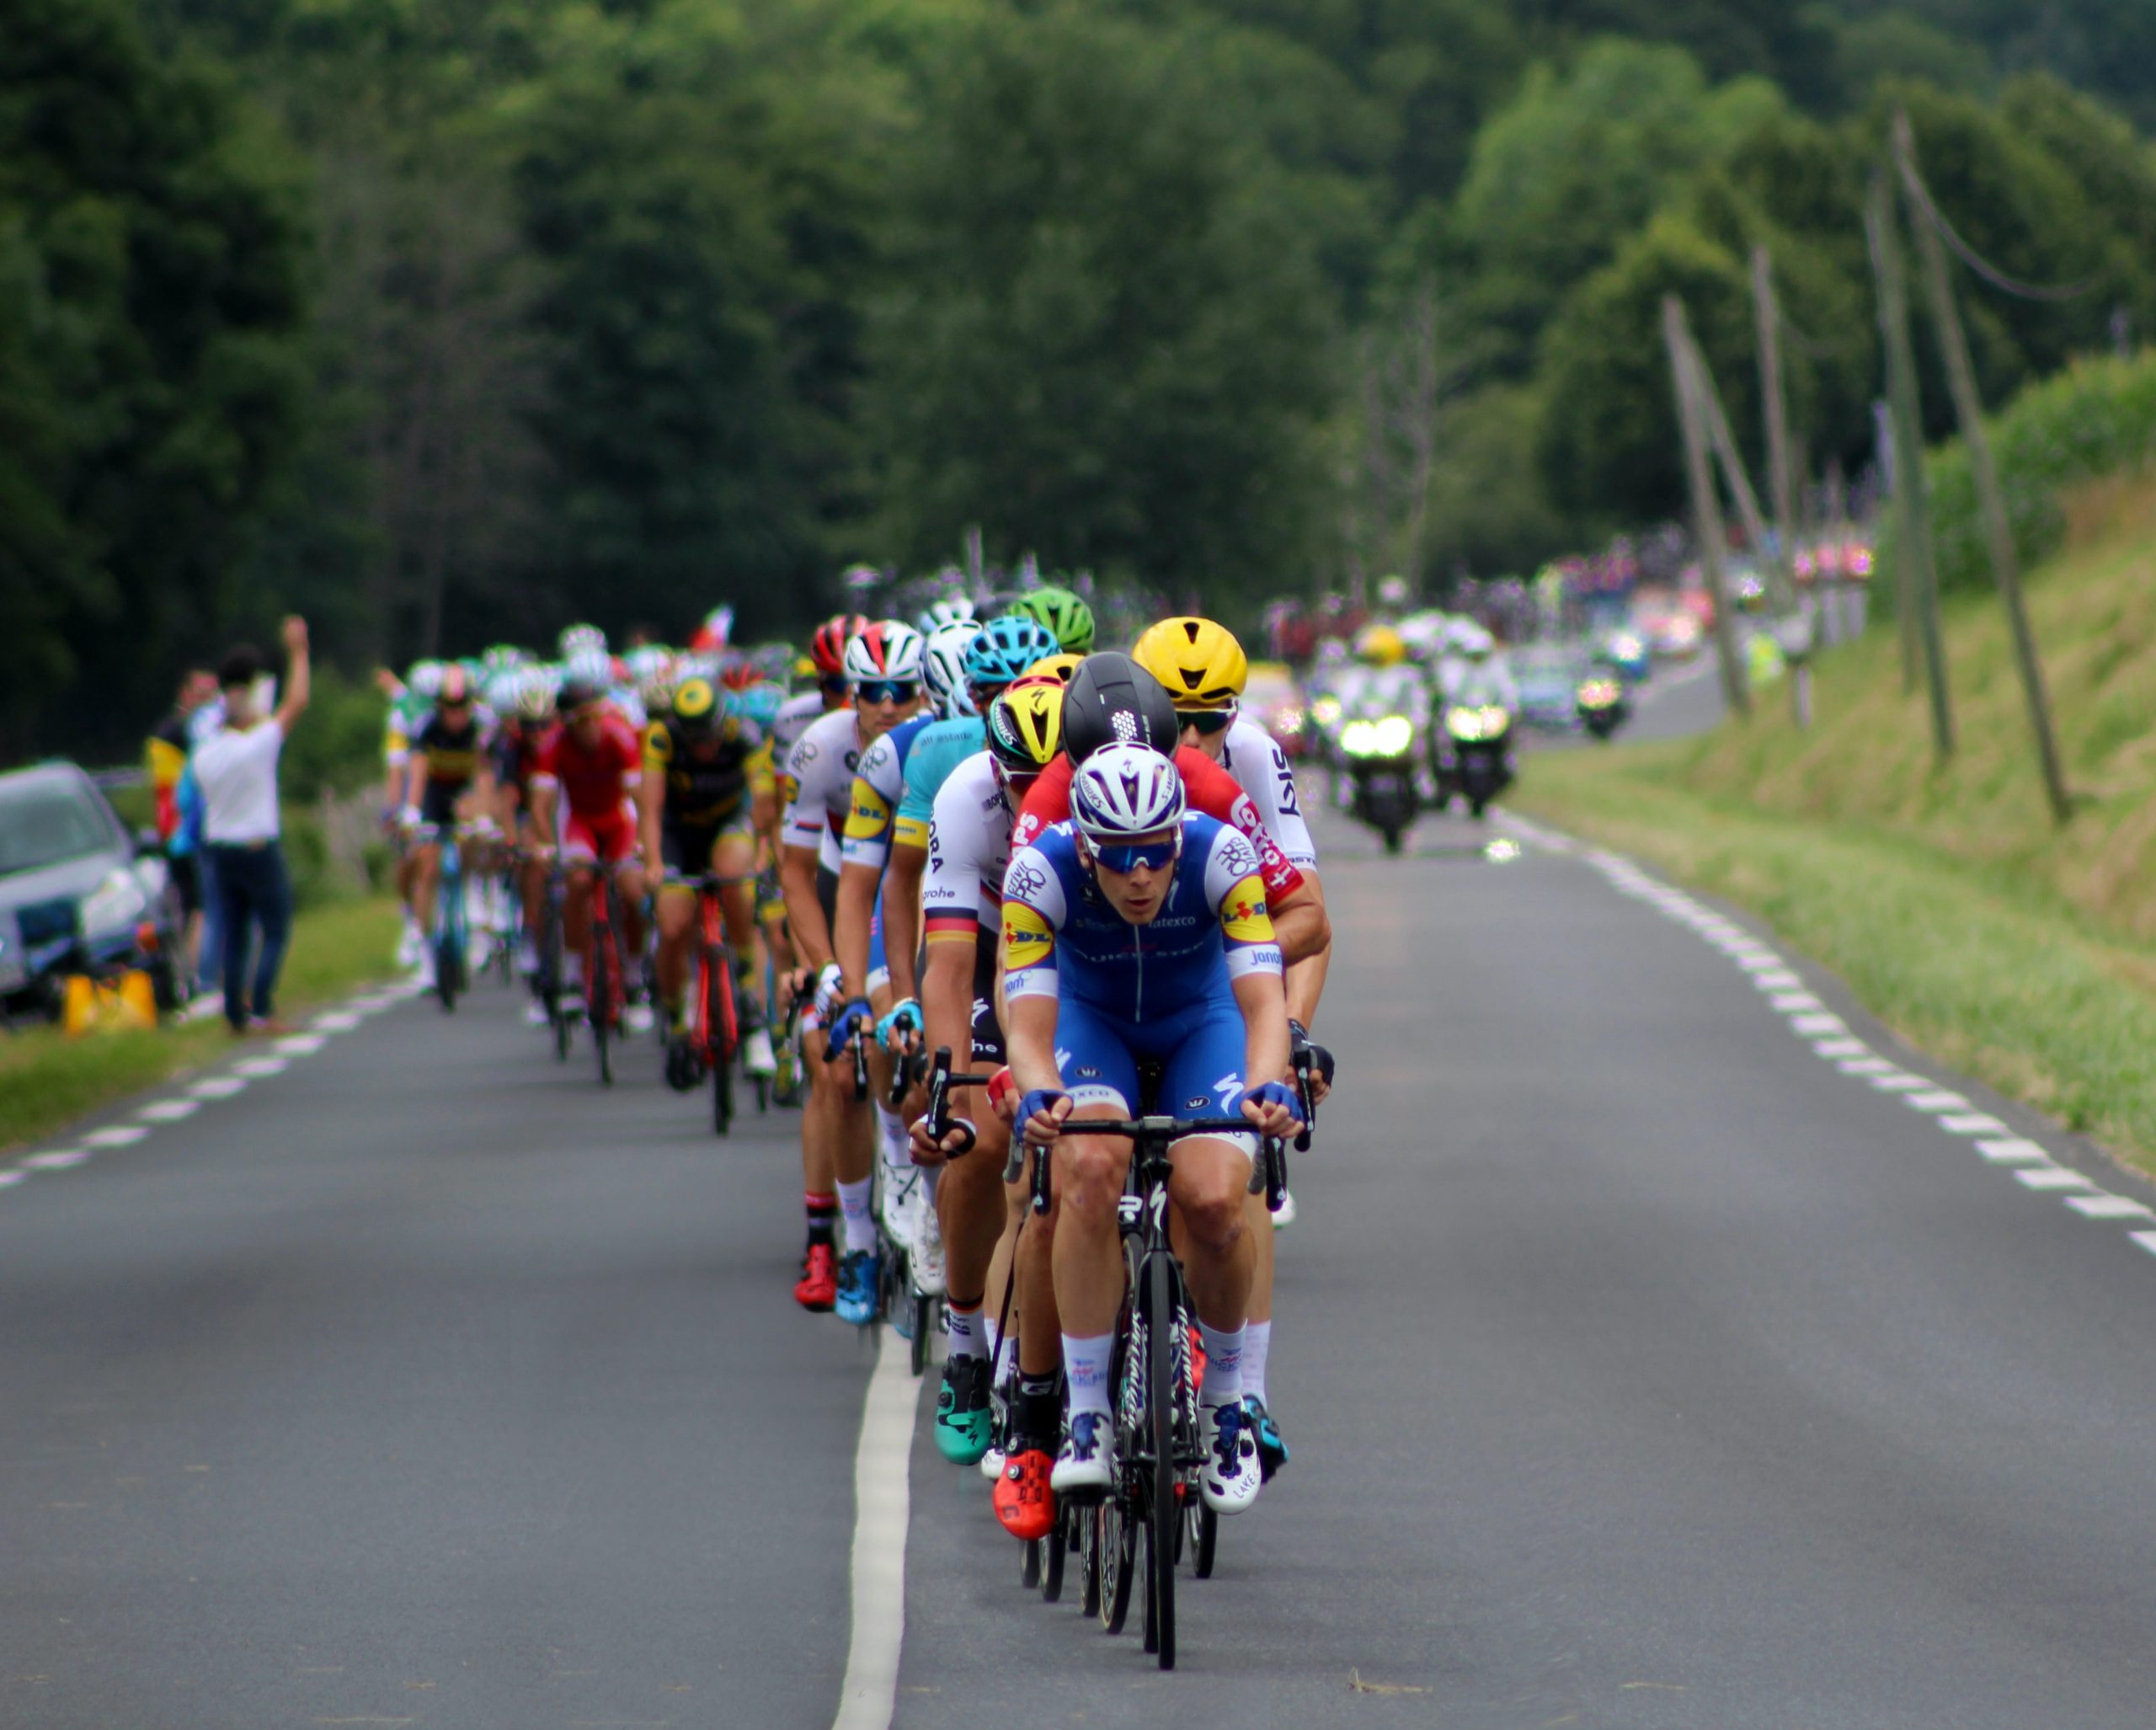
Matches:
[1054,990,1253,1156]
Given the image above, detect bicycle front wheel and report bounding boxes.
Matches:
[1146,1251,1177,1669]
[706,947,734,1135]
[591,932,614,1087]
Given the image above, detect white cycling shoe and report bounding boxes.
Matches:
[1049,1412,1116,1496]
[879,1170,921,1246]
[742,1025,776,1076]
[622,1001,655,1035]
[1200,1400,1263,1514]
[1271,1188,1297,1229]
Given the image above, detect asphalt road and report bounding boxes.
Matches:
[8,798,2156,1727]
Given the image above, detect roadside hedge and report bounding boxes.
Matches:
[1887,350,2156,595]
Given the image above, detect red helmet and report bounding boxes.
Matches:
[718,656,761,691]
[810,613,871,677]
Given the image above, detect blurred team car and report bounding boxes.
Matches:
[0,762,189,1023]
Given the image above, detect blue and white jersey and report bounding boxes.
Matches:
[1000,812,1281,1023]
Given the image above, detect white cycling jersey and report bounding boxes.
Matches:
[771,691,828,758]
[921,750,1017,939]
[1215,717,1316,869]
[782,707,867,873]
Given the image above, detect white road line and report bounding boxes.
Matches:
[830,1335,920,1730]
[1768,991,1823,1012]
[21,1149,89,1170]
[1790,1013,1848,1036]
[82,1125,148,1149]
[1869,1073,1928,1091]
[1732,953,1784,970]
[1814,1039,1869,1058]
[232,1056,287,1079]
[1940,1113,2010,1136]
[1904,1091,1972,1113]
[275,1033,328,1055]
[2067,1194,2153,1219]
[1977,1140,2052,1163]
[2132,1232,2156,1258]
[137,1099,200,1124]
[0,1171,24,1188]
[1839,1057,1897,1074]
[189,1076,248,1100]
[1753,970,1804,990]
[312,1012,363,1032]
[2015,1167,2095,1190]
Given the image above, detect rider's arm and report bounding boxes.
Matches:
[833,855,878,999]
[780,843,835,972]
[638,726,668,878]
[527,774,558,849]
[1209,846,1292,1114]
[1284,870,1329,1027]
[998,846,1064,1097]
[880,844,926,1006]
[1264,873,1330,968]
[1005,992,1063,1098]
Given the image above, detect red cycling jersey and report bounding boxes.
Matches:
[531,710,643,817]
[1014,745,1306,900]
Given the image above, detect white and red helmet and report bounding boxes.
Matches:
[842,619,926,684]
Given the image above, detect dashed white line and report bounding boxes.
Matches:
[312,1012,363,1032]
[1839,1056,1898,1074]
[1814,1039,1869,1058]
[1870,1073,1929,1091]
[1940,1113,2011,1136]
[2067,1194,2153,1219]
[137,1099,200,1124]
[0,1172,24,1188]
[82,1125,148,1149]
[1769,991,1824,1012]
[1977,1140,2052,1163]
[1904,1091,1972,1113]
[1753,970,1805,990]
[2132,1232,2156,1259]
[189,1076,248,1100]
[2015,1167,2095,1190]
[232,1056,288,1078]
[21,1149,89,1171]
[1789,1013,1849,1036]
[275,1033,328,1056]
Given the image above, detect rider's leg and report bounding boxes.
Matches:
[713,834,761,1018]
[654,886,696,1027]
[616,859,648,957]
[562,862,595,989]
[412,841,441,934]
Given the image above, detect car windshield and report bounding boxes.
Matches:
[0,781,114,877]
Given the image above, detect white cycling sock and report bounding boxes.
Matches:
[1062,1332,1114,1422]
[991,1327,1018,1389]
[1198,1320,1245,1410]
[945,1303,985,1362]
[876,1103,910,1173]
[563,952,583,988]
[837,1177,877,1254]
[1241,1319,1272,1405]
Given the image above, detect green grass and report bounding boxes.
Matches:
[1,899,403,1154]
[1518,476,2156,1174]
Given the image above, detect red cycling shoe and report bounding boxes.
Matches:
[794,1242,837,1311]
[994,1446,1055,1543]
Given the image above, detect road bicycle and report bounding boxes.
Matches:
[923,1045,1314,1670]
[416,820,472,1012]
[664,869,770,1135]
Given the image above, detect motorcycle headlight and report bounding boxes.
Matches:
[1444,706,1483,742]
[1339,718,1378,756]
[1370,714,1413,756]
[81,868,148,939]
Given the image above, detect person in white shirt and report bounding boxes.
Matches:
[191,617,311,1033]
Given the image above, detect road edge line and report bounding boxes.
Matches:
[832,1333,918,1730]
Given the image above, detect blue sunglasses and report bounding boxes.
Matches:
[1091,836,1179,875]
[857,679,920,705]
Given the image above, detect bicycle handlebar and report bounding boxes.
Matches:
[923,1045,1000,1161]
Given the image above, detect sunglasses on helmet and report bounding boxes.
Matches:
[857,679,920,705]
[1090,835,1179,875]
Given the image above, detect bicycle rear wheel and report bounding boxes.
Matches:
[1146,1251,1177,1669]
[592,925,615,1087]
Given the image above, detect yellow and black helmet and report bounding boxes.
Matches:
[672,675,723,734]
[1023,651,1085,686]
[1132,617,1248,712]
[986,681,1065,774]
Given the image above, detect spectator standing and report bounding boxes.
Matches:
[192,618,310,1033]
[147,670,221,994]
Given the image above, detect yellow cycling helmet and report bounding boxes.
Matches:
[1024,652,1085,686]
[1132,617,1248,711]
[986,681,1065,772]
[1356,623,1407,667]
[671,675,721,732]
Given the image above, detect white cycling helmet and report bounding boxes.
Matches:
[568,648,614,691]
[923,619,983,717]
[916,593,976,635]
[558,622,606,659]
[842,619,926,684]
[514,666,556,721]
[1070,743,1185,842]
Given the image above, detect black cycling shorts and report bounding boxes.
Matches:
[969,926,1006,1065]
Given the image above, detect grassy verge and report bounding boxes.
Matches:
[1516,476,2156,1177]
[1,898,403,1154]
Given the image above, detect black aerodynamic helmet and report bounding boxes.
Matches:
[1059,652,1179,765]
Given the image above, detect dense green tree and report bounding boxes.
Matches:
[865,2,1337,606]
[0,0,308,761]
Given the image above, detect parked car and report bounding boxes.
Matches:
[0,762,188,1023]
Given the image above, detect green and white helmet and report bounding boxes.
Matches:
[1010,585,1095,655]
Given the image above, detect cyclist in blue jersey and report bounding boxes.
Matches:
[1001,743,1303,1519]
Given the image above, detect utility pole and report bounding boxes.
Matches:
[1753,246,1802,608]
[1663,295,1749,719]
[1684,328,1809,724]
[1865,168,1954,761]
[1895,110,2069,822]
